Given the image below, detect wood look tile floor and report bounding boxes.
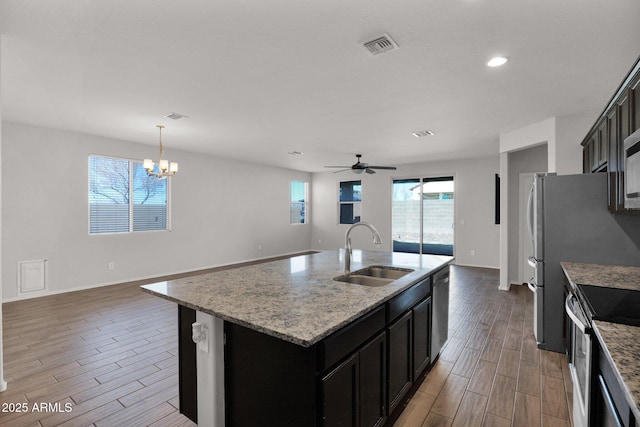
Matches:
[1,280,197,427]
[0,265,572,426]
[393,266,573,427]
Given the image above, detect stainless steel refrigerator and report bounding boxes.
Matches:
[527,172,640,353]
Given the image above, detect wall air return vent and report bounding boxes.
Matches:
[362,33,399,56]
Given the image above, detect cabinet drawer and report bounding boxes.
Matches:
[321,305,386,370]
[387,277,431,322]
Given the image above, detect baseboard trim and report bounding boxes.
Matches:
[3,250,319,303]
[452,262,500,270]
[500,281,528,292]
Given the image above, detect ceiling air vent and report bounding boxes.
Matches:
[412,130,435,138]
[362,33,399,56]
[165,112,189,120]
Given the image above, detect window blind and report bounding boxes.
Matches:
[89,155,170,234]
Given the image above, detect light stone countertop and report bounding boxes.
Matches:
[561,261,640,419]
[141,250,452,347]
[593,320,640,421]
[561,262,640,291]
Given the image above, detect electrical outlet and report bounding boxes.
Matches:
[470,250,475,256]
[108,262,115,270]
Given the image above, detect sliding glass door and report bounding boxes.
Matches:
[392,177,454,256]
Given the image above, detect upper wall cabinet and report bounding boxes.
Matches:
[582,56,640,213]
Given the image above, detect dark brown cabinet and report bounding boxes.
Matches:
[321,331,387,427]
[412,296,432,380]
[606,107,620,212]
[387,310,413,414]
[583,122,607,174]
[582,56,640,213]
[631,71,640,133]
[598,121,608,170]
[322,353,359,427]
[359,333,387,427]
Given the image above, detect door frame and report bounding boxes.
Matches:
[390,174,456,257]
[518,172,535,284]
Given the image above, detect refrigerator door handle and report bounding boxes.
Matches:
[527,281,536,293]
[526,181,535,244]
[527,256,537,268]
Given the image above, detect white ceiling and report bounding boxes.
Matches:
[1,0,639,172]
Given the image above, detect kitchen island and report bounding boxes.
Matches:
[142,249,452,427]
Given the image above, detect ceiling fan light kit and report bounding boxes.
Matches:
[324,154,397,174]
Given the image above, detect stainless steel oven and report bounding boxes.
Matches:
[565,292,593,427]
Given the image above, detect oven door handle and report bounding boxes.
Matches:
[565,292,590,334]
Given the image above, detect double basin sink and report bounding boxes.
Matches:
[334,265,414,287]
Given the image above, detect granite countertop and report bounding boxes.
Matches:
[561,261,640,419]
[593,320,640,421]
[141,250,452,347]
[561,261,640,291]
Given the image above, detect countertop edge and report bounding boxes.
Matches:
[141,252,453,347]
[592,321,640,422]
[140,285,394,347]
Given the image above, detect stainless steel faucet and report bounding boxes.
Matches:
[344,221,383,272]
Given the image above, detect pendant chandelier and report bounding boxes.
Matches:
[143,125,178,178]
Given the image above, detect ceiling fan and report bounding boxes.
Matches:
[324,154,397,174]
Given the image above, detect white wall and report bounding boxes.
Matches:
[311,156,500,269]
[500,117,556,172]
[2,122,312,301]
[0,36,7,392]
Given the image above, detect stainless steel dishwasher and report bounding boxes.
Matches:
[430,266,450,360]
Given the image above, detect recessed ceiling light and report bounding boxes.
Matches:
[487,56,508,67]
[412,130,435,138]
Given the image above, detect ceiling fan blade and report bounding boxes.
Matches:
[326,155,396,173]
[368,166,397,170]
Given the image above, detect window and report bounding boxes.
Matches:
[290,181,308,224]
[339,180,361,224]
[89,155,170,234]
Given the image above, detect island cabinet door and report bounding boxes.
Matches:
[321,331,387,427]
[359,331,387,427]
[412,296,432,380]
[387,310,413,414]
[321,352,360,427]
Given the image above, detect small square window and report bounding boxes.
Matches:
[339,180,361,224]
[290,181,308,224]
